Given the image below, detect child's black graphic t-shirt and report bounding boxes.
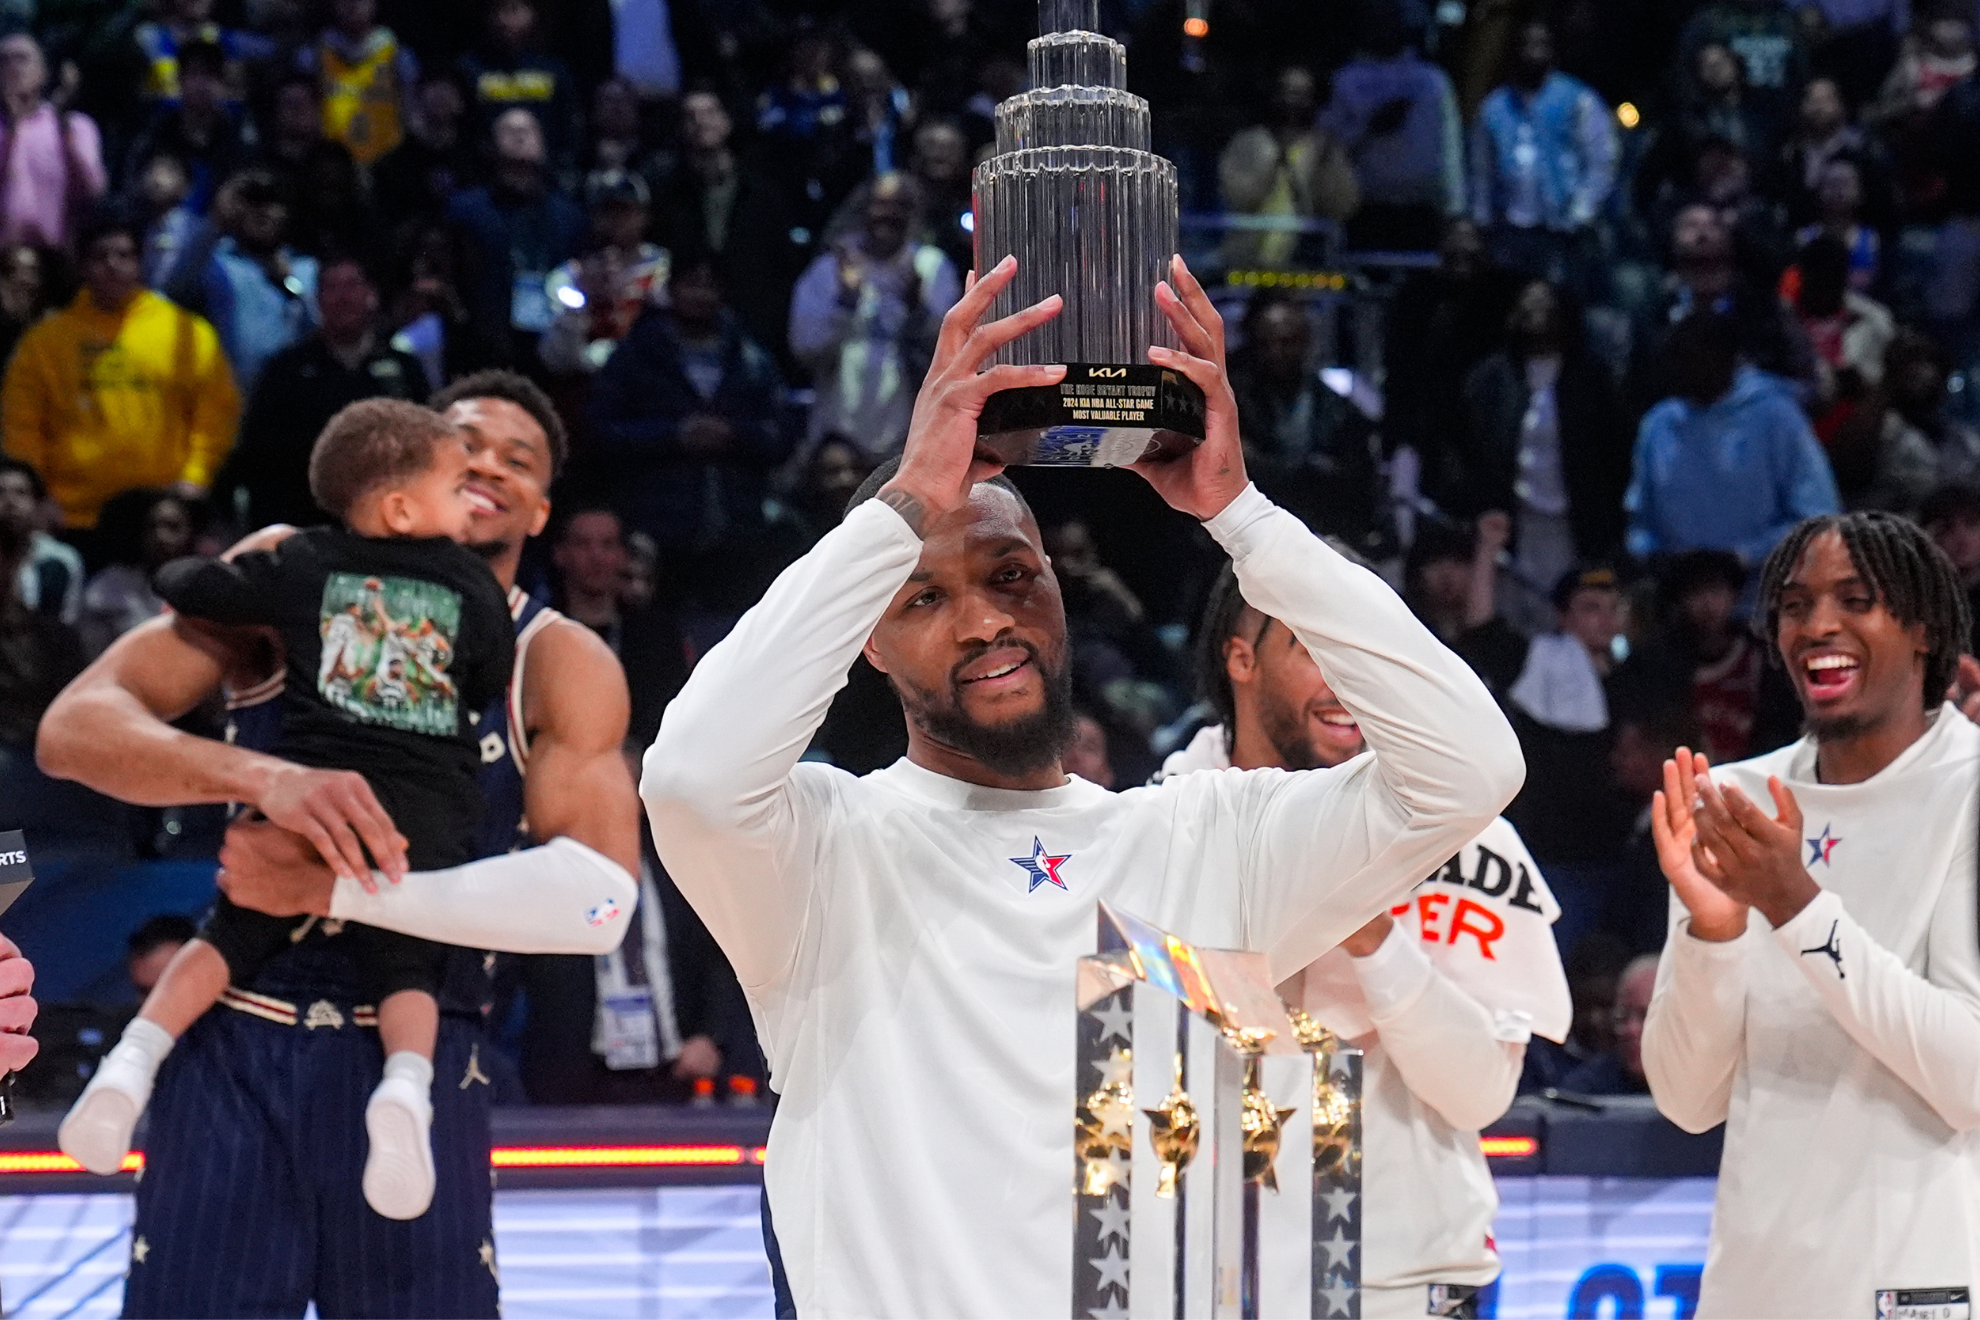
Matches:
[157,527,516,871]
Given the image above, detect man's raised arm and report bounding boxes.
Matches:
[1130,257,1523,975]
[37,612,408,883]
[641,258,1065,989]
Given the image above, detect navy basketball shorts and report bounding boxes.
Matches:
[123,995,500,1319]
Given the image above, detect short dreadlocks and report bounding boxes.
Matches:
[1757,511,1972,710]
[1193,564,1268,749]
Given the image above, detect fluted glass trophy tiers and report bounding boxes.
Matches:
[972,0,1208,467]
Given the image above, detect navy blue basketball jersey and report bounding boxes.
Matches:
[219,586,567,1016]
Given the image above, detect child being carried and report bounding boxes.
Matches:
[60,399,515,1222]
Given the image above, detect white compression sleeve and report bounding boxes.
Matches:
[328,836,637,955]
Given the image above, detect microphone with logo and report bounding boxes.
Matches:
[0,828,35,1125]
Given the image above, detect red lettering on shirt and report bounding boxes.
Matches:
[1448,898,1505,959]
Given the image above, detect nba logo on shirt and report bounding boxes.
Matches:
[1010,838,1071,892]
[585,898,622,927]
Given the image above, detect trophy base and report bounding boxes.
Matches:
[976,363,1207,467]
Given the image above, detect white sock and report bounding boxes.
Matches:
[381,1050,434,1091]
[59,1018,176,1175]
[364,1054,437,1220]
[118,1017,177,1070]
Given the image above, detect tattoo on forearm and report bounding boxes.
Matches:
[879,487,927,535]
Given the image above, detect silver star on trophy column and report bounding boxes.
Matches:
[1088,1196,1130,1245]
[1089,1246,1130,1293]
[1089,998,1133,1046]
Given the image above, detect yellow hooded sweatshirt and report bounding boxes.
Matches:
[2,289,240,528]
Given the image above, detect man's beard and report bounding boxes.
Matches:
[1260,690,1327,771]
[466,536,509,561]
[1805,710,1874,742]
[907,640,1077,777]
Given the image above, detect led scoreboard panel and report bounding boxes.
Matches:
[0,1101,1719,1319]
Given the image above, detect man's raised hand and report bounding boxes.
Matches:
[1651,748,1748,941]
[1131,254,1249,522]
[879,256,1064,535]
[218,817,340,917]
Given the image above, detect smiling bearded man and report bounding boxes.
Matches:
[640,253,1523,1318]
[1644,511,1980,1319]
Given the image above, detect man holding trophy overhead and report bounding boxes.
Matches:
[640,243,1522,1315]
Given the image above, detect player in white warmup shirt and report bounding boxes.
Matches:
[639,256,1523,1317]
[1163,566,1570,1319]
[1643,511,1980,1320]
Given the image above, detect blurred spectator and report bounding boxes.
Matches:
[1795,155,1883,291]
[789,172,958,461]
[132,0,259,110]
[0,242,55,371]
[1830,326,1980,509]
[252,75,371,262]
[1802,2,1909,108]
[1384,217,1519,471]
[126,913,196,996]
[446,106,585,363]
[122,40,249,215]
[1,215,238,532]
[1920,482,1980,651]
[77,486,194,656]
[385,220,499,388]
[1604,693,1697,954]
[1632,203,1817,408]
[1522,932,1629,1091]
[1402,513,1529,696]
[905,118,975,277]
[1680,41,1780,161]
[606,0,684,100]
[1063,710,1116,790]
[458,0,579,171]
[842,47,912,181]
[0,494,85,746]
[1217,65,1359,271]
[1557,952,1657,1095]
[762,434,871,552]
[1042,516,1175,697]
[135,154,200,289]
[753,26,851,237]
[1469,20,1618,291]
[0,34,106,252]
[1321,3,1465,251]
[220,256,426,528]
[199,172,319,394]
[1505,566,1629,952]
[1774,75,1882,226]
[540,172,669,377]
[1628,550,1767,765]
[1785,234,1895,441]
[1227,291,1380,549]
[581,77,660,185]
[1509,567,1623,737]
[650,89,803,373]
[0,455,82,623]
[371,70,475,233]
[1677,0,1810,103]
[298,0,421,170]
[589,256,791,598]
[1626,313,1840,567]
[546,505,690,745]
[1455,279,1631,611]
[1916,36,1980,345]
[1871,4,1977,127]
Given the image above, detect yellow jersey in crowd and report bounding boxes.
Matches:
[1,289,241,529]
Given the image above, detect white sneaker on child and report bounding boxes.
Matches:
[59,1021,172,1175]
[363,1074,436,1220]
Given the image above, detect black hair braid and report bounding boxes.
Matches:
[1193,565,1250,741]
[1757,511,1971,709]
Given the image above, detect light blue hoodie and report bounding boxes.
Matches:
[1625,365,1840,566]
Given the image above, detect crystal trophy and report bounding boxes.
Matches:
[972,0,1208,467]
[1073,904,1363,1319]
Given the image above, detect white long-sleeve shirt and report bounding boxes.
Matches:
[640,483,1521,1318]
[1643,708,1980,1319]
[1166,727,1570,1311]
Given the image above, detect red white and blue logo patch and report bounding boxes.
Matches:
[585,898,623,927]
[1011,837,1071,892]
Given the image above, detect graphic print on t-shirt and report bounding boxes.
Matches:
[317,571,462,736]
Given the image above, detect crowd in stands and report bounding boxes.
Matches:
[5,0,1980,1105]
